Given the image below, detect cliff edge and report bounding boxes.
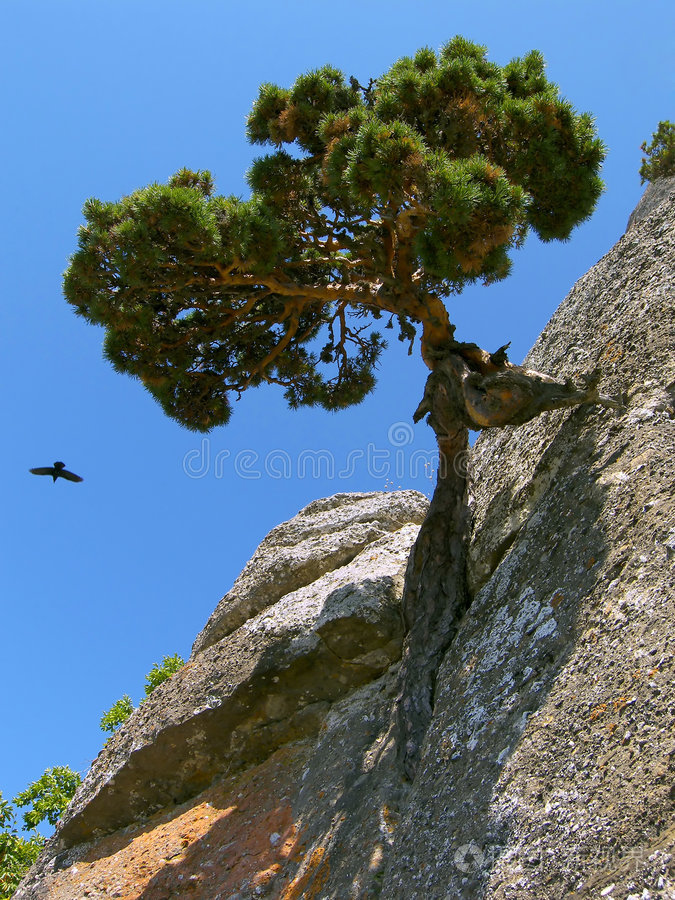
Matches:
[16,182,674,899]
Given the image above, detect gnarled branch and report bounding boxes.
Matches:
[415,344,623,435]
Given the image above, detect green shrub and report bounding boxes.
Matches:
[0,825,43,900]
[143,654,185,697]
[1,768,80,898]
[99,654,185,736]
[100,694,134,733]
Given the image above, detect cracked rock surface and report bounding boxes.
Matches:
[191,490,428,655]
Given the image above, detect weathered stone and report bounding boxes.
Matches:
[44,504,424,853]
[16,672,403,900]
[16,190,675,900]
[191,490,429,655]
[382,173,675,898]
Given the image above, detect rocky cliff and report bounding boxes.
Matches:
[385,180,675,899]
[16,183,674,899]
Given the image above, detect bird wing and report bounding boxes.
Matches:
[60,469,84,482]
[30,467,54,476]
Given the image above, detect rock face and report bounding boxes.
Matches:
[383,181,675,898]
[16,185,674,899]
[627,175,675,230]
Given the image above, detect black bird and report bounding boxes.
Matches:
[29,461,83,483]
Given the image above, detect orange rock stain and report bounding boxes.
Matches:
[37,744,314,899]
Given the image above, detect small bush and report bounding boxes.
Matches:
[0,825,43,900]
[1,768,80,898]
[143,654,185,697]
[99,654,185,736]
[100,694,134,733]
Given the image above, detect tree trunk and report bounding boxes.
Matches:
[395,426,472,780]
[393,352,475,780]
[393,346,622,779]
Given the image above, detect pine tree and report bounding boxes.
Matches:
[64,37,617,775]
[639,120,675,184]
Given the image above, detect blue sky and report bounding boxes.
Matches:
[1,0,673,828]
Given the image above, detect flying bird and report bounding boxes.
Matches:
[29,461,83,483]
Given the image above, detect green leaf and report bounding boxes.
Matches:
[13,767,81,830]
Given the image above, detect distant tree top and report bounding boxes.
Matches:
[12,766,81,830]
[639,120,675,184]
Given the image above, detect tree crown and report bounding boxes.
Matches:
[64,37,604,431]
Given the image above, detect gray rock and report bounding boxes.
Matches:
[16,187,675,899]
[191,490,429,655]
[626,175,675,230]
[46,496,425,851]
[383,157,675,898]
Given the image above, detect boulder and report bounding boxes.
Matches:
[192,490,429,654]
[18,491,428,872]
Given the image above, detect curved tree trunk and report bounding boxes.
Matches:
[393,351,475,780]
[395,426,471,780]
[393,345,622,779]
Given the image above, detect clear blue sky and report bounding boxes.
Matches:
[1,0,672,828]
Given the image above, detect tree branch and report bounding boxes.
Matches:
[240,308,302,390]
[414,347,623,435]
